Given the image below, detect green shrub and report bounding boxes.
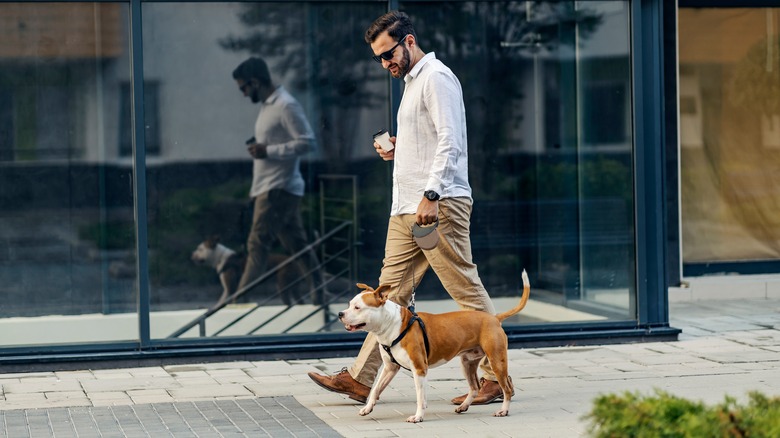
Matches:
[584,390,780,437]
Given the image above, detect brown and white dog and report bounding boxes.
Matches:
[191,235,246,305]
[338,270,530,423]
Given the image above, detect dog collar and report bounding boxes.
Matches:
[380,308,430,372]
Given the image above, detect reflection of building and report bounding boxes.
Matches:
[509,4,633,156]
[677,5,780,284]
[0,4,125,162]
[2,0,777,367]
[0,4,382,165]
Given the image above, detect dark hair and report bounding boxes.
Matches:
[364,11,417,44]
[232,57,272,86]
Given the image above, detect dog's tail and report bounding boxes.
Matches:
[496,270,530,323]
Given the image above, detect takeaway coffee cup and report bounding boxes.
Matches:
[373,129,395,152]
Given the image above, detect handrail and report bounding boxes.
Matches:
[167,220,352,338]
[214,264,346,336]
[247,266,350,335]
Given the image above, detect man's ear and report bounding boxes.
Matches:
[407,35,415,48]
[374,284,392,301]
[356,283,373,292]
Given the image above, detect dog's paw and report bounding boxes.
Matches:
[406,415,424,423]
[493,409,509,417]
[454,404,470,414]
[358,405,373,416]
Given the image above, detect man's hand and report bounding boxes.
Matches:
[247,142,268,159]
[374,136,396,161]
[416,198,438,226]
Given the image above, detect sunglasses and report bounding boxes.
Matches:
[239,81,253,93]
[372,34,411,63]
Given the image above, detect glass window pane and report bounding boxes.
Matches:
[150,1,635,343]
[679,8,780,263]
[142,2,389,339]
[0,3,135,346]
[399,1,635,320]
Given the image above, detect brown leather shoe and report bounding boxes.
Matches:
[307,367,371,403]
[451,376,515,405]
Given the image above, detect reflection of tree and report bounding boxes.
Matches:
[220,4,383,168]
[404,2,602,196]
[729,37,780,115]
[717,35,780,255]
[219,2,602,180]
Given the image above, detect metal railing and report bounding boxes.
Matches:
[167,221,353,338]
[168,174,359,338]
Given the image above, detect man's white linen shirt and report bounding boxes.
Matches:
[392,52,472,216]
[250,86,316,198]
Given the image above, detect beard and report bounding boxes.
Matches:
[249,89,261,104]
[389,46,412,79]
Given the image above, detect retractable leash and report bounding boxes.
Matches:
[409,260,419,312]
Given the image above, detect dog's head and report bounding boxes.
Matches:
[191,235,221,266]
[338,283,392,332]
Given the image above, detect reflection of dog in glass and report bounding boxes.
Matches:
[191,235,304,306]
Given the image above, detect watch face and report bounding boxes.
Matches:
[425,191,439,200]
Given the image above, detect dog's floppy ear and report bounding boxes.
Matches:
[356,283,374,292]
[205,235,221,248]
[374,284,392,301]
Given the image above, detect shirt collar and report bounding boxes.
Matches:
[263,85,283,105]
[404,52,436,83]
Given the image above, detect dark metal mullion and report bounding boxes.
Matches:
[387,0,401,216]
[130,0,151,347]
[388,0,401,132]
[632,0,669,327]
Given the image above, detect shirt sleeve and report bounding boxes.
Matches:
[423,70,465,196]
[265,100,317,159]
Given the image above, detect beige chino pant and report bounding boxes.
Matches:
[349,197,497,385]
[238,189,323,303]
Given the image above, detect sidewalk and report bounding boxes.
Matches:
[1,298,779,437]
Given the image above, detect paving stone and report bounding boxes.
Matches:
[3,380,82,394]
[44,391,89,402]
[168,384,253,400]
[80,377,178,393]
[0,398,339,437]
[87,391,131,401]
[697,350,780,363]
[91,371,135,380]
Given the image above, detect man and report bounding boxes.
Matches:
[232,57,323,305]
[308,11,511,406]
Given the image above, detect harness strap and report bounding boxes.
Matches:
[217,253,240,275]
[380,309,430,371]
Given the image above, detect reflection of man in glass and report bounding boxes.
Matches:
[309,11,510,406]
[232,57,322,304]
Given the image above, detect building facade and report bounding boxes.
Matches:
[0,0,693,367]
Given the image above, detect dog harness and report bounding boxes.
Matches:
[380,306,430,371]
[217,252,242,275]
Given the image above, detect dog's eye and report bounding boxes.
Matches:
[353,305,360,310]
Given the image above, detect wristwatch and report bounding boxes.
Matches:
[423,190,440,201]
